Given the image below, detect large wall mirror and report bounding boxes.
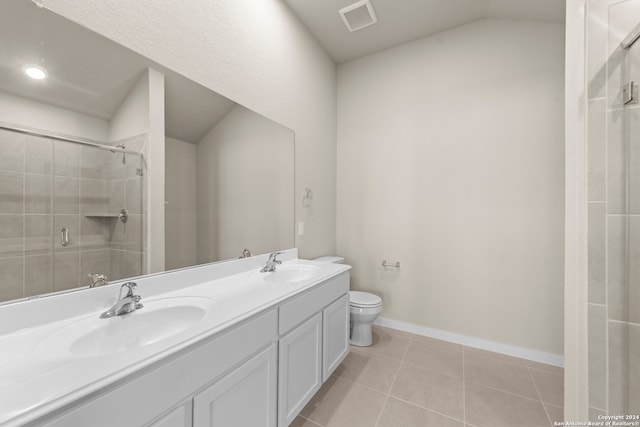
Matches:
[0,0,294,304]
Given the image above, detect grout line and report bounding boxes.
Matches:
[375,347,406,427]
[352,345,407,363]
[400,331,413,361]
[372,394,389,427]
[371,330,407,426]
[383,394,466,424]
[527,366,553,426]
[466,377,551,405]
[464,348,528,368]
[297,414,322,426]
[393,334,466,424]
[400,359,463,380]
[329,373,388,397]
[326,374,387,427]
[526,366,565,378]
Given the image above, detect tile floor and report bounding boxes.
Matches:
[293,325,564,427]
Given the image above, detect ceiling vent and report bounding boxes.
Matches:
[339,0,378,32]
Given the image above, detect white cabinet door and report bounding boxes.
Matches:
[147,401,192,427]
[278,312,322,427]
[193,344,277,427]
[322,293,349,381]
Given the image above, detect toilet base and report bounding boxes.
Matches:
[350,320,374,346]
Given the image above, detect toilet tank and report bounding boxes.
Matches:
[313,256,345,264]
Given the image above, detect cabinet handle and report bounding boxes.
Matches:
[61,228,70,247]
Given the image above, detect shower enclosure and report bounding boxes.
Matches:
[586,0,639,418]
[0,126,147,303]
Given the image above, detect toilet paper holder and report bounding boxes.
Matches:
[381,260,400,268]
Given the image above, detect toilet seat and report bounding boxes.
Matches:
[349,291,382,308]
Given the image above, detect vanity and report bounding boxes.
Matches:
[0,249,350,427]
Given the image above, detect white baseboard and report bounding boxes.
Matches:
[374,317,564,368]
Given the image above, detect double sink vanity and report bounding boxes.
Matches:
[0,249,350,427]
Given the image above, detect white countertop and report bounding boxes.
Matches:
[0,250,350,426]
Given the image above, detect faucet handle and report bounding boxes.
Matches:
[88,273,109,288]
[120,282,138,298]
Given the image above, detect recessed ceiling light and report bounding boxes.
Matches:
[24,65,48,80]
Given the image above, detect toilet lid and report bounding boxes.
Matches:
[349,291,382,307]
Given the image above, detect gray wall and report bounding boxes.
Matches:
[337,19,565,356]
[165,137,197,270]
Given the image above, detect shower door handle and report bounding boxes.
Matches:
[61,228,70,247]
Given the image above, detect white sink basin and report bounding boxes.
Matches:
[35,296,214,359]
[252,264,322,286]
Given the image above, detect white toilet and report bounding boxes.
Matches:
[313,256,383,347]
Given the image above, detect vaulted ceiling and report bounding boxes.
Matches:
[0,0,235,143]
[283,0,566,63]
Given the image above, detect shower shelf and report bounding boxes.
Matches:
[84,209,129,223]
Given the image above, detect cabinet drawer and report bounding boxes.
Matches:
[278,273,349,335]
[36,309,278,427]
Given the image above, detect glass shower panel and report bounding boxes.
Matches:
[608,20,640,415]
[587,0,640,418]
[622,39,640,414]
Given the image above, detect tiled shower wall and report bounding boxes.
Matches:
[0,129,146,302]
[587,0,640,418]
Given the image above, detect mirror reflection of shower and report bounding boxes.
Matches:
[0,124,147,302]
[111,144,127,165]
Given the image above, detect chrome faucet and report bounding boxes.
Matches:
[88,273,109,288]
[261,251,282,272]
[100,282,143,318]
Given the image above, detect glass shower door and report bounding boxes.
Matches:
[604,8,640,415]
[616,40,640,415]
[586,0,640,418]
